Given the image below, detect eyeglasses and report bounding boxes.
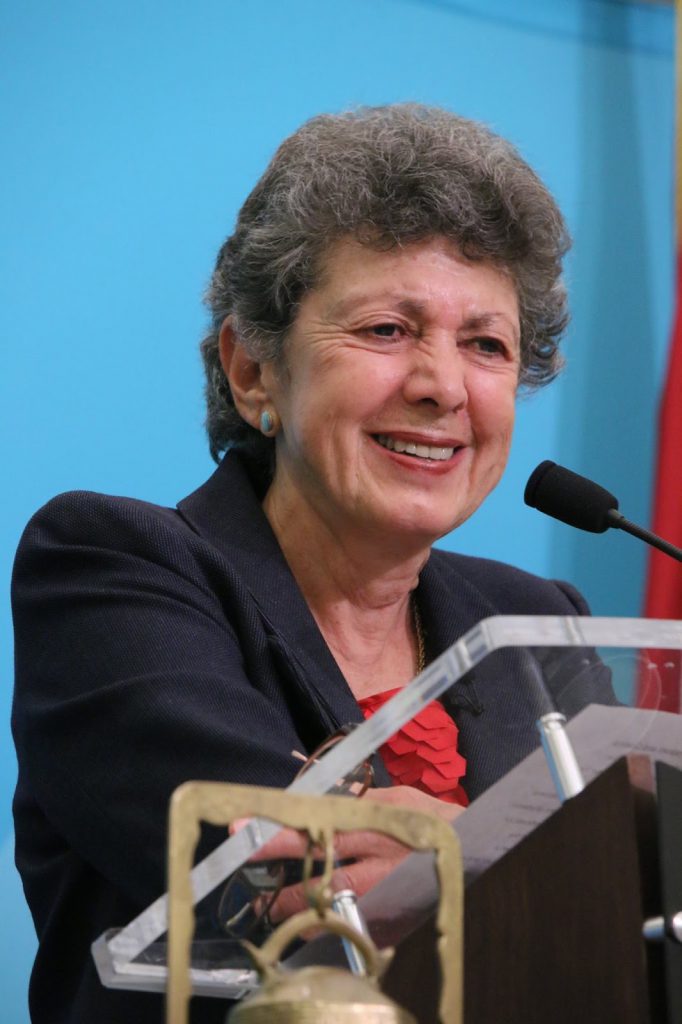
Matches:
[294,725,375,798]
[216,726,374,940]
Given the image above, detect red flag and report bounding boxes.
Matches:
[638,3,682,713]
[639,258,682,712]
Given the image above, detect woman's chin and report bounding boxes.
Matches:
[362,504,464,550]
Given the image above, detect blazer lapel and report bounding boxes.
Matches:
[176,452,370,742]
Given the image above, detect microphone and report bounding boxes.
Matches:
[524,460,682,563]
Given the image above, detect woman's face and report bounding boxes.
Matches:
[262,236,521,550]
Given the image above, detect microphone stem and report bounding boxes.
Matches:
[606,510,682,563]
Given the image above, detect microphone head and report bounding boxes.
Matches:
[524,461,619,534]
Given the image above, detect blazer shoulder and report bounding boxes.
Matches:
[12,489,202,589]
[18,489,184,543]
[428,547,590,615]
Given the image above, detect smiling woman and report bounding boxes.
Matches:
[225,238,521,571]
[11,104,615,1024]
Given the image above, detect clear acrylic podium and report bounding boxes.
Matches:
[90,614,682,1017]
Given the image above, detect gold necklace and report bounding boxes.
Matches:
[412,596,426,674]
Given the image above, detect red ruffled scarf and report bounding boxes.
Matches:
[357,687,468,806]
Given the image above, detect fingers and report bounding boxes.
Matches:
[234,820,411,865]
[231,819,320,860]
[363,785,466,823]
[268,853,409,923]
[228,786,464,931]
[240,826,311,861]
[230,784,464,870]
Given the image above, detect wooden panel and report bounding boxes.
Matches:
[657,762,682,1024]
[384,756,663,1024]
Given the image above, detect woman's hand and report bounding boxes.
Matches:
[234,786,465,924]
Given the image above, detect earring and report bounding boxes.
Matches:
[260,409,276,436]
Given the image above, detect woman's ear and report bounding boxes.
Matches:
[218,318,269,430]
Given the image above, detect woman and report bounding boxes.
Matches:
[12,104,612,1024]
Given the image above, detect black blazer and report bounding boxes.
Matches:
[11,451,613,1024]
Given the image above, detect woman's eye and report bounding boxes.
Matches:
[469,336,506,357]
[370,322,403,338]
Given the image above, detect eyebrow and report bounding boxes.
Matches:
[462,312,520,344]
[325,293,427,320]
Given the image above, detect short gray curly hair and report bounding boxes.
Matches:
[201,103,570,464]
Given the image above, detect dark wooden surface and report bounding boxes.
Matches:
[383,756,664,1024]
[657,762,682,1024]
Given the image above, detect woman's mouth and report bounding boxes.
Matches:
[374,434,457,462]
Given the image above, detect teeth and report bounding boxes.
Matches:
[376,435,455,461]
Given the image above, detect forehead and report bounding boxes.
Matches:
[310,235,519,331]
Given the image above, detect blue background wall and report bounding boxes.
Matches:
[1,0,675,1017]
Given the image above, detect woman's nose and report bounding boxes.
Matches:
[402,336,468,411]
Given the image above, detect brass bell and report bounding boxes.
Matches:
[166,782,462,1024]
[228,905,416,1024]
